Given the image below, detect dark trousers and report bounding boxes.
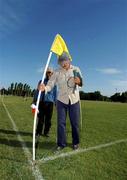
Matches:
[57,100,80,147]
[36,101,53,136]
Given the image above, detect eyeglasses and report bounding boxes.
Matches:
[47,71,52,74]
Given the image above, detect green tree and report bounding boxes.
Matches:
[10,83,14,95]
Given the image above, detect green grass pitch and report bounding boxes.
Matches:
[0,96,127,180]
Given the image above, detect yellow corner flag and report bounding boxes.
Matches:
[51,34,72,60]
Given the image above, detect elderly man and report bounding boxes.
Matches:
[40,52,83,150]
[32,67,57,139]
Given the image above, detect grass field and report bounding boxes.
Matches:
[0,95,127,180]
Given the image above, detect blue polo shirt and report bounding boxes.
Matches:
[33,78,57,104]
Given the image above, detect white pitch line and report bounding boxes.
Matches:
[39,139,127,163]
[2,99,44,180]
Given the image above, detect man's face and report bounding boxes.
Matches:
[46,71,53,78]
[61,60,70,70]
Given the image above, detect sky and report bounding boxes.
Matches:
[0,0,127,96]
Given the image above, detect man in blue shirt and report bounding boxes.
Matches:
[32,67,57,138]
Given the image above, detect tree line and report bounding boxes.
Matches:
[0,82,34,97]
[80,91,127,103]
[0,83,127,103]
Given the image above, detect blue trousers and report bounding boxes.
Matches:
[56,100,80,147]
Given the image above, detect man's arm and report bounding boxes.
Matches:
[39,71,57,92]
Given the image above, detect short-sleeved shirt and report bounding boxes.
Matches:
[45,65,83,105]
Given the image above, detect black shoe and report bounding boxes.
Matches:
[73,144,79,150]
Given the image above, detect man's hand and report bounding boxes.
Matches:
[39,84,45,91]
[31,104,39,114]
[74,77,81,85]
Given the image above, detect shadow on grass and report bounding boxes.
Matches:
[0,138,32,147]
[0,128,73,150]
[0,137,56,150]
[0,129,32,136]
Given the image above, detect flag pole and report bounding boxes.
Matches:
[33,51,53,161]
